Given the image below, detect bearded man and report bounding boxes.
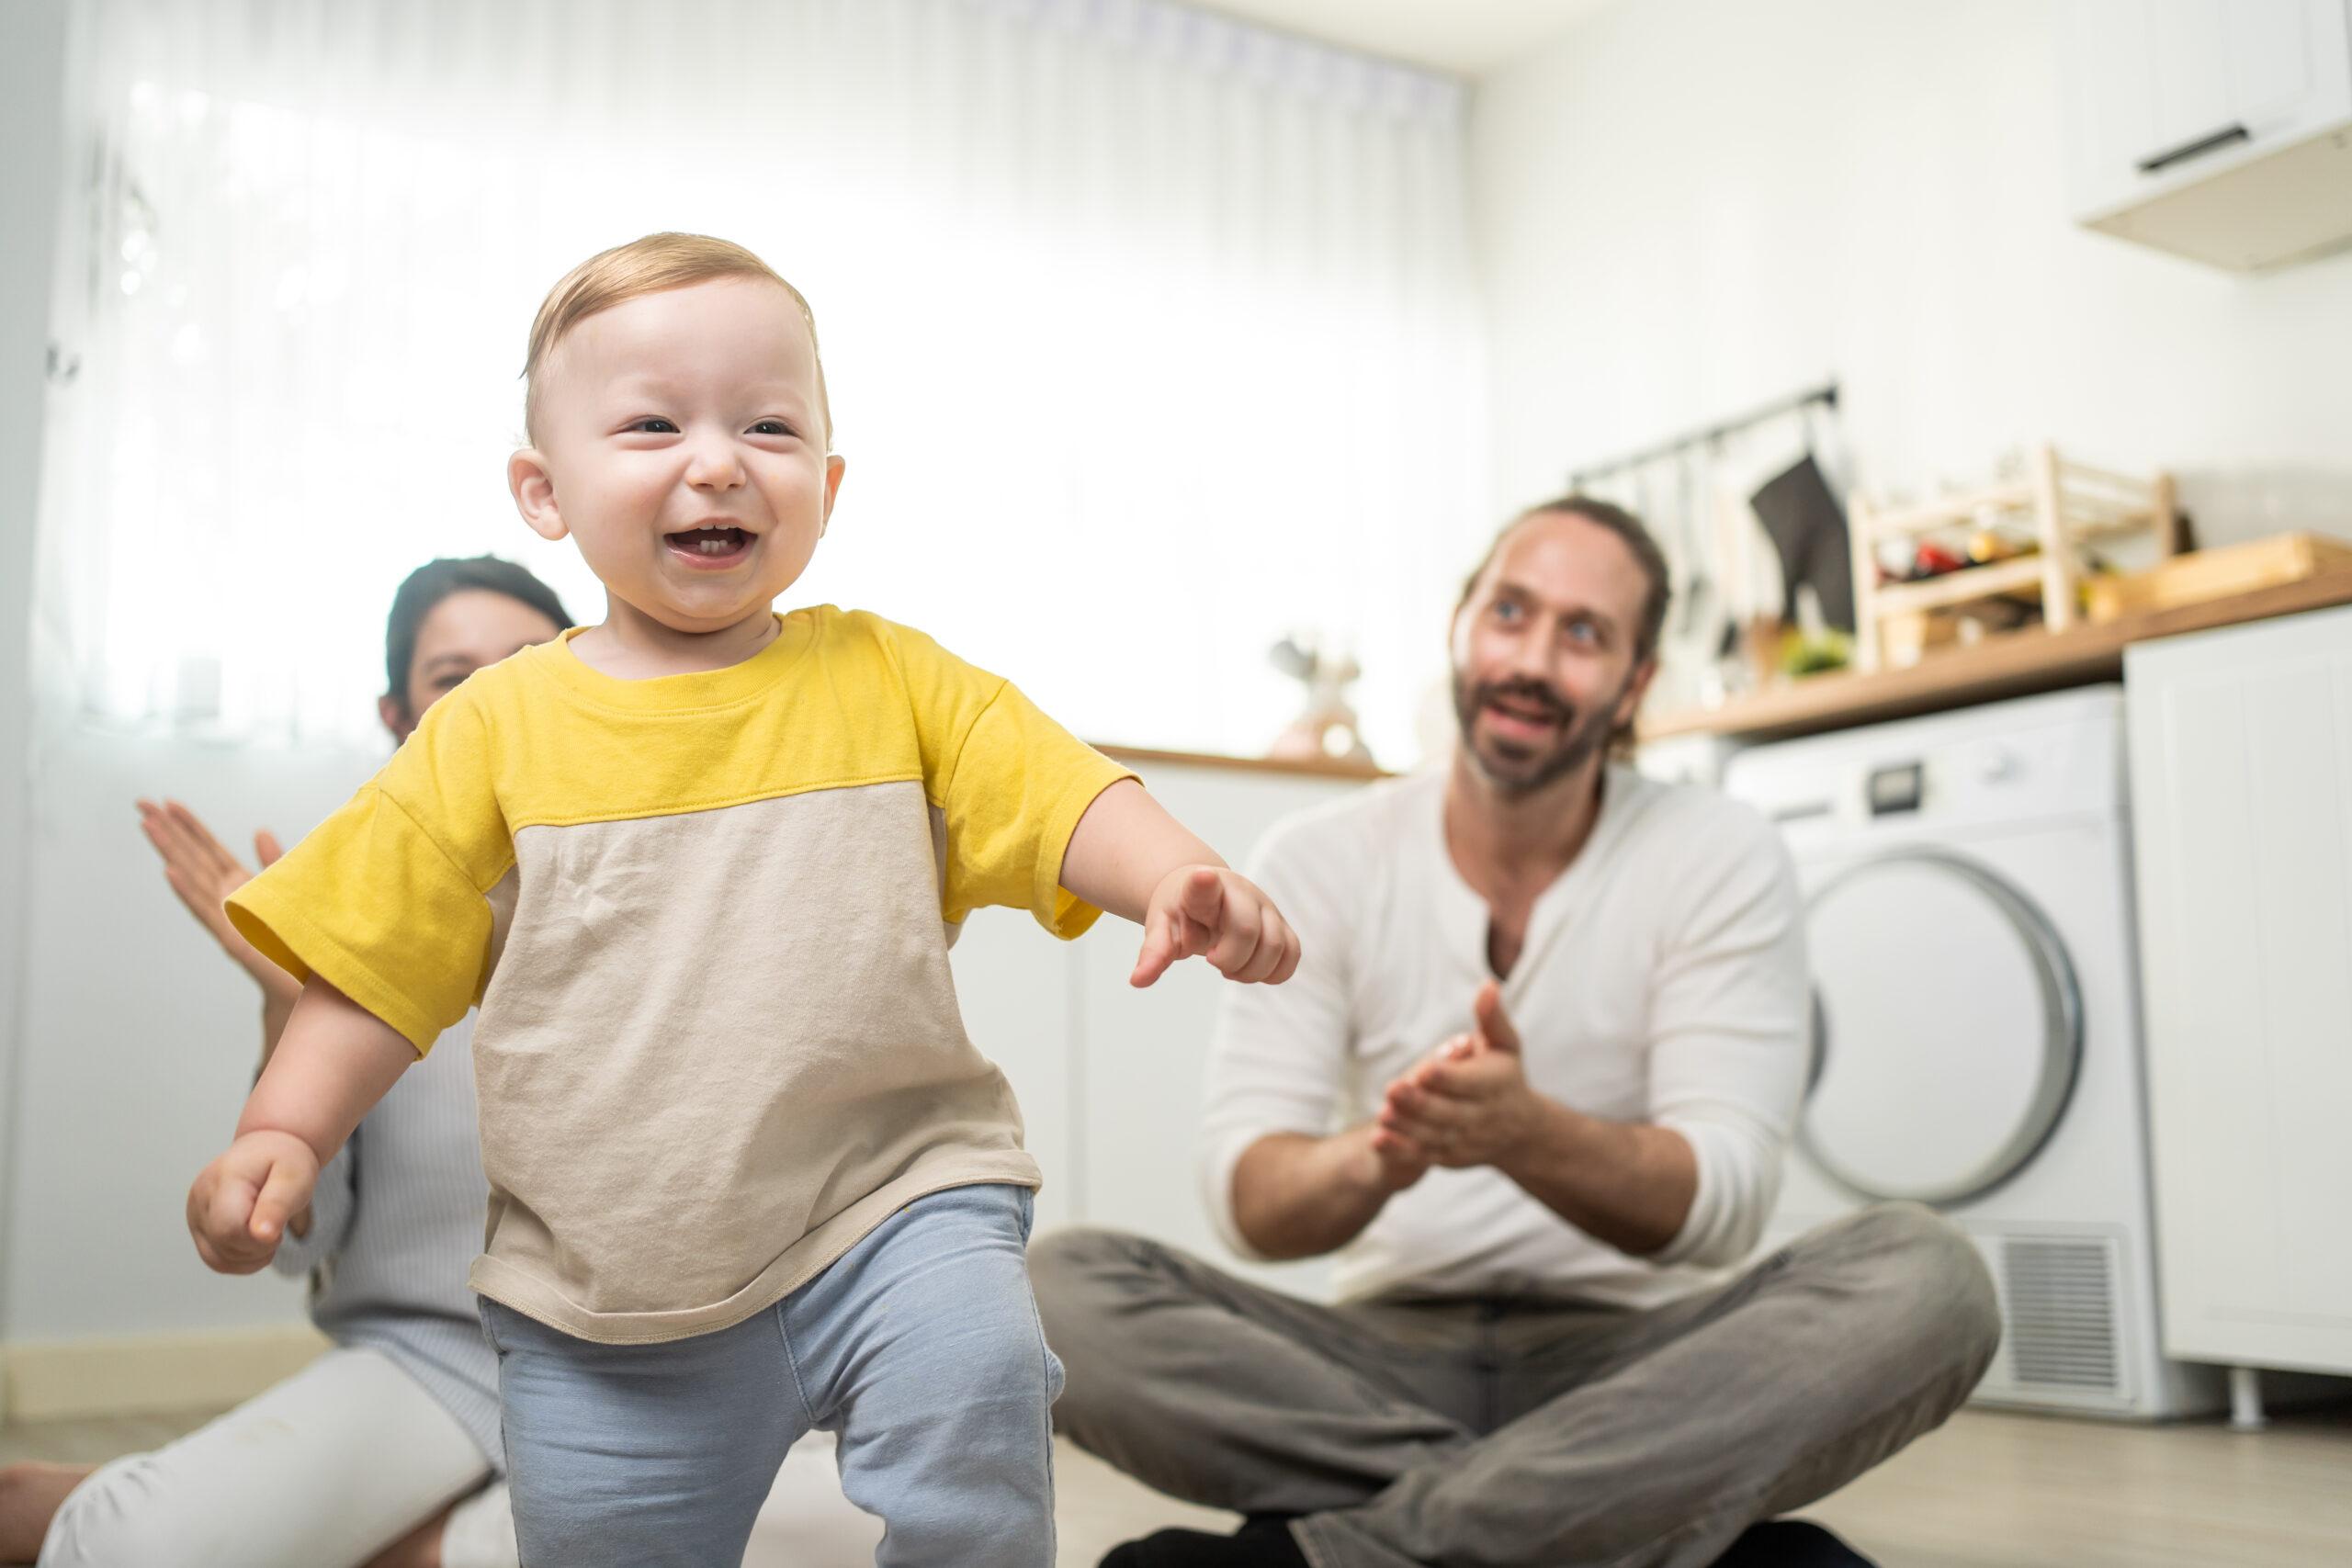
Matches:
[1033,497,2000,1568]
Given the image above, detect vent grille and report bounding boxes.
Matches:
[2001,1235,2121,1393]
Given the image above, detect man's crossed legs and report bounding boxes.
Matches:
[1035,1203,1999,1568]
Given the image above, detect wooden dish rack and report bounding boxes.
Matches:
[1849,443,2179,672]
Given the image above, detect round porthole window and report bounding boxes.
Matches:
[1798,849,2082,1207]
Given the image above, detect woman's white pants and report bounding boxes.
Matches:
[39,1347,514,1568]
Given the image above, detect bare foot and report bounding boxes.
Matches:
[0,1461,95,1563]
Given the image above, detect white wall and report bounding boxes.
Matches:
[2,0,74,1369]
[1469,0,2352,546]
[6,734,382,1341]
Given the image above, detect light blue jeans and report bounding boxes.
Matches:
[478,1183,1061,1568]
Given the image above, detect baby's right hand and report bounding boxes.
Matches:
[187,1130,319,1274]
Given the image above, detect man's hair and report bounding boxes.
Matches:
[384,555,572,710]
[522,232,831,446]
[1454,494,1673,666]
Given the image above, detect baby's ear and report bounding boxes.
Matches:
[819,453,846,536]
[508,448,567,541]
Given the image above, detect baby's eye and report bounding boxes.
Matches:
[628,417,678,434]
[748,420,796,437]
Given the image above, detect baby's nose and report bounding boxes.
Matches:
[685,442,746,489]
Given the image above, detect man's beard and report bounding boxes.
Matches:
[1452,671,1620,796]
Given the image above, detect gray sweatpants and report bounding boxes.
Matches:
[1032,1202,1998,1568]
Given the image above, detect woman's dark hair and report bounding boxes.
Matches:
[384,556,572,706]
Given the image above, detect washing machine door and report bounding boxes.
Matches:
[1800,847,2082,1207]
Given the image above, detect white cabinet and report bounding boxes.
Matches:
[1074,760,1363,1297]
[949,904,1084,1231]
[2125,605,2352,1375]
[951,756,1374,1294]
[2060,0,2352,270]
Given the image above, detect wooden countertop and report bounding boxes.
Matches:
[1642,567,2352,745]
[1095,742,1389,781]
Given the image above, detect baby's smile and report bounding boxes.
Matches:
[666,524,754,567]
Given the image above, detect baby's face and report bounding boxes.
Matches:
[516,277,842,636]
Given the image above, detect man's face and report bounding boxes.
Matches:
[512,277,843,636]
[1449,511,1655,795]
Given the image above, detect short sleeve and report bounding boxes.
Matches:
[883,619,1135,938]
[226,691,510,1055]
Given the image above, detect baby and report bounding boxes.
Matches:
[187,232,1300,1567]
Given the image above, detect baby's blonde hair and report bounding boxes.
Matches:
[522,232,831,446]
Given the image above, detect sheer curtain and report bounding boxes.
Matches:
[39,0,1486,761]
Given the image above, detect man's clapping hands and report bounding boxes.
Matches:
[1370,980,1544,1183]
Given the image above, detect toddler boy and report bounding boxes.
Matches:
[187,233,1300,1567]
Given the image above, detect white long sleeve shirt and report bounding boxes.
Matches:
[1200,764,1809,1309]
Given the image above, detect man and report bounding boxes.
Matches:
[1033,497,2001,1568]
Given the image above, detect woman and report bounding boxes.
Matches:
[0,557,569,1568]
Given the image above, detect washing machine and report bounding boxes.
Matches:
[1722,686,2222,1420]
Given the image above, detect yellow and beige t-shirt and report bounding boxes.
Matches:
[229,605,1134,1345]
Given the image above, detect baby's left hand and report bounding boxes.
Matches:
[1130,866,1300,988]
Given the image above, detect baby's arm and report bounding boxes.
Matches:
[1059,778,1301,989]
[186,977,413,1274]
